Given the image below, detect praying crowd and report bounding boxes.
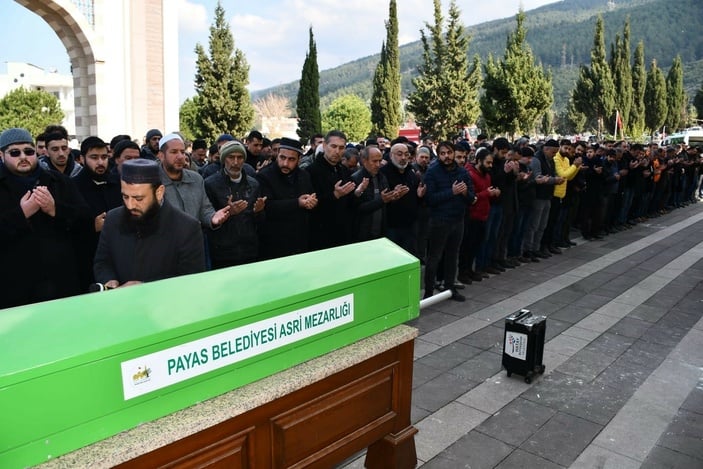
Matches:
[1,123,701,309]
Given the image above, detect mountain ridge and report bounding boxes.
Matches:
[252,0,703,112]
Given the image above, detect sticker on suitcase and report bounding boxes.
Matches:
[505,331,528,360]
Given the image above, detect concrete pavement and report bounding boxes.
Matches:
[343,201,703,468]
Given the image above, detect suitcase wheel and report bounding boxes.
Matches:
[539,365,546,374]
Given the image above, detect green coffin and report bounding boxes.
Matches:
[0,239,420,468]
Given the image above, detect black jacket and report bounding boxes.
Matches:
[94,200,205,284]
[0,165,91,308]
[380,163,422,229]
[351,167,390,242]
[72,169,123,284]
[306,155,354,250]
[204,171,261,266]
[256,164,314,259]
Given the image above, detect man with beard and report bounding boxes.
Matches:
[205,140,266,268]
[140,129,162,161]
[413,145,432,262]
[0,128,91,307]
[94,159,205,287]
[72,137,123,285]
[307,130,357,250]
[256,137,317,259]
[460,147,500,283]
[380,142,425,255]
[158,133,230,230]
[350,146,396,242]
[423,141,475,302]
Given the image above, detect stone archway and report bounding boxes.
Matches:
[13,0,178,141]
[16,0,102,138]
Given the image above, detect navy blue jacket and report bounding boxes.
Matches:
[424,160,475,222]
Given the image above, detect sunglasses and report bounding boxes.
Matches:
[6,148,36,157]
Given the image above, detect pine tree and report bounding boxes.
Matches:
[694,79,703,120]
[572,15,616,136]
[566,94,587,133]
[193,1,254,141]
[610,19,633,137]
[480,10,553,136]
[629,41,647,137]
[179,96,200,142]
[370,0,401,139]
[407,0,480,140]
[664,55,685,132]
[296,27,321,143]
[644,59,667,134]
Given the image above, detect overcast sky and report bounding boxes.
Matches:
[1,0,560,102]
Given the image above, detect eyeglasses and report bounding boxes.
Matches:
[6,148,36,157]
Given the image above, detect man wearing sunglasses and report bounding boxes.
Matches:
[0,127,91,309]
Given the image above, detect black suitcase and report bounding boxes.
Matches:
[502,309,546,383]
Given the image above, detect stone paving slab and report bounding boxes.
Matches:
[340,205,703,469]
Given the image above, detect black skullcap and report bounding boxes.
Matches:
[279,137,304,154]
[121,159,161,185]
[544,139,560,148]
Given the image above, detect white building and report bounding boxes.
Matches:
[0,62,76,136]
[12,0,178,142]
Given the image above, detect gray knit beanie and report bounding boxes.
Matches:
[0,128,34,151]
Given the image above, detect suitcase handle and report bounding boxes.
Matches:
[506,309,531,323]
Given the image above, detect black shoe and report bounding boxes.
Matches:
[457,274,473,285]
[517,256,531,263]
[537,249,551,258]
[548,245,562,255]
[453,281,466,290]
[497,259,516,269]
[450,290,466,302]
[468,271,483,282]
[492,263,506,272]
[506,258,520,267]
[484,266,501,275]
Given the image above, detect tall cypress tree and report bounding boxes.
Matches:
[480,10,553,136]
[665,55,685,132]
[370,0,401,138]
[629,41,647,136]
[407,0,480,140]
[296,27,321,143]
[610,19,633,137]
[572,15,615,136]
[694,79,703,120]
[644,59,667,134]
[194,1,254,141]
